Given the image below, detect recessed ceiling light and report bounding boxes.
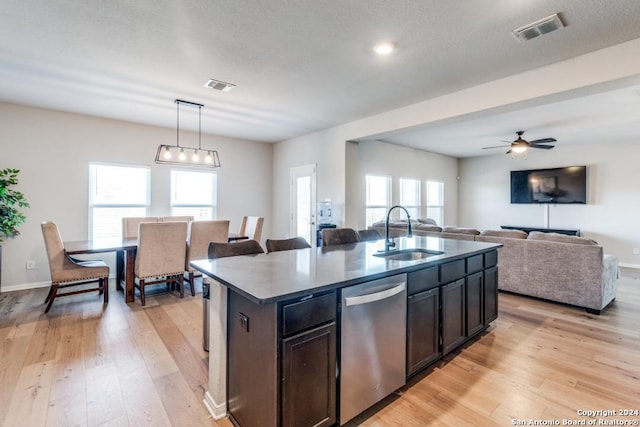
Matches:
[373,42,395,56]
[204,78,236,92]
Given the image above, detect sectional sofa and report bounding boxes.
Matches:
[370,221,618,314]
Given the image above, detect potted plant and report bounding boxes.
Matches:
[1,168,30,288]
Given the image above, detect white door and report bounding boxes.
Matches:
[290,164,317,246]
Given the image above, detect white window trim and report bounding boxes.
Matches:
[88,163,151,239]
[365,174,392,227]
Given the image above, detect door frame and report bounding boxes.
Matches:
[290,164,317,246]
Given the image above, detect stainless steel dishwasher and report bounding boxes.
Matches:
[340,274,407,424]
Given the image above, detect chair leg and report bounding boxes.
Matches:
[179,275,185,298]
[140,279,146,306]
[44,284,59,313]
[44,284,55,304]
[188,272,196,296]
[103,278,109,304]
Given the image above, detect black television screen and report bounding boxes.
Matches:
[510,166,587,204]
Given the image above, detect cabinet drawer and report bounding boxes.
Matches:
[485,250,498,268]
[466,254,484,274]
[440,259,465,283]
[282,292,336,337]
[407,266,439,295]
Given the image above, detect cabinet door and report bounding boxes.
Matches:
[466,271,484,337]
[407,287,440,376]
[282,323,336,427]
[484,266,498,324]
[441,279,466,355]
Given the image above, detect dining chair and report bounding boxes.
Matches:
[321,228,361,246]
[161,215,194,223]
[41,222,110,313]
[357,229,382,242]
[122,216,160,239]
[208,240,265,259]
[134,222,188,306]
[238,216,264,242]
[265,236,311,253]
[118,216,160,286]
[185,220,230,293]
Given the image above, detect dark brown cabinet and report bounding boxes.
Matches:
[484,266,498,324]
[466,271,484,337]
[282,323,336,427]
[227,291,336,427]
[441,278,466,355]
[407,287,440,375]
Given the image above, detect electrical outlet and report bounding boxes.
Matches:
[633,248,639,255]
[26,260,36,270]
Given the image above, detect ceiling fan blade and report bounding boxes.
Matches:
[482,144,510,149]
[530,144,555,149]
[506,148,512,154]
[528,137,556,144]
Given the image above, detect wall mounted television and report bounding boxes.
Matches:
[510,166,587,204]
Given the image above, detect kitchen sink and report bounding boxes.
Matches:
[373,248,444,261]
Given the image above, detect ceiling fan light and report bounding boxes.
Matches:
[512,145,528,154]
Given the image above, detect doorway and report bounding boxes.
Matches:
[290,164,317,246]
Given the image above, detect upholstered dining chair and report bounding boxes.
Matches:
[357,229,382,242]
[185,220,230,293]
[321,228,361,246]
[238,216,264,243]
[208,240,265,259]
[118,216,160,285]
[265,236,311,253]
[122,216,159,239]
[134,222,188,306]
[41,222,109,313]
[161,215,194,223]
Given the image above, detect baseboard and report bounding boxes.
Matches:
[1,273,120,294]
[1,280,50,293]
[203,391,227,420]
[619,262,640,270]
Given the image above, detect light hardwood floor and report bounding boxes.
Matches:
[1,270,639,426]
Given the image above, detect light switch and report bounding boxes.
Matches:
[238,313,249,332]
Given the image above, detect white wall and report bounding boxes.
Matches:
[271,38,640,239]
[0,102,272,291]
[459,141,640,267]
[355,140,458,227]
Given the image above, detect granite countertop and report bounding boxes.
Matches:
[191,236,501,304]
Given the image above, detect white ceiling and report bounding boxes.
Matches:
[2,1,640,157]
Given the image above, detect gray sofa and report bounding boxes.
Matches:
[371,222,618,313]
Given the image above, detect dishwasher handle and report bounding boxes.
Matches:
[344,282,406,307]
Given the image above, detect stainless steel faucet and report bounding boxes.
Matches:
[382,205,413,252]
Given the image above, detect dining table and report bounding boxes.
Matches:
[64,234,249,303]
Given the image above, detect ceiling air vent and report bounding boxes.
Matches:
[512,13,564,42]
[204,78,236,92]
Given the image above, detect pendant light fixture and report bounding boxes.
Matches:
[155,99,221,168]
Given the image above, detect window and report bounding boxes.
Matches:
[426,180,444,226]
[365,175,391,227]
[171,169,217,220]
[89,164,150,239]
[400,178,421,220]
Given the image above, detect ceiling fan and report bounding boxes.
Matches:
[483,130,556,154]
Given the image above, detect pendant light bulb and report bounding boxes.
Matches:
[192,150,200,162]
[163,146,172,159]
[205,151,213,163]
[179,148,186,161]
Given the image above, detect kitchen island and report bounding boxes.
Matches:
[191,236,502,427]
